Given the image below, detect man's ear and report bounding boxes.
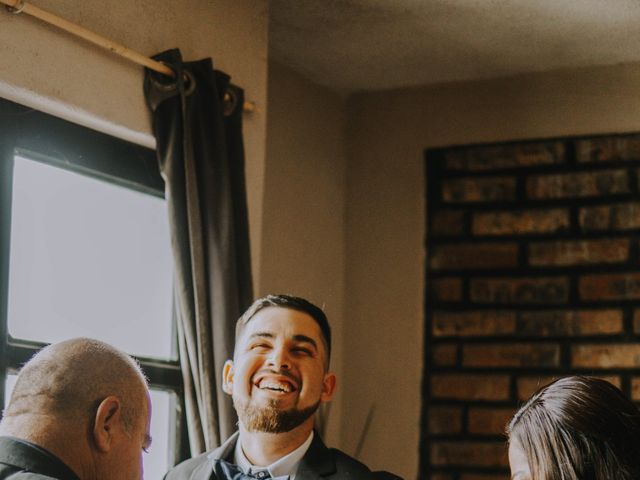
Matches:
[320,372,337,403]
[92,395,122,453]
[222,360,234,395]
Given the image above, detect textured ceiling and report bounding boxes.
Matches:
[269,0,640,93]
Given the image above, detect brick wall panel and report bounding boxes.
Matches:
[425,133,640,479]
[431,278,463,302]
[431,210,466,236]
[468,407,515,435]
[473,208,570,236]
[428,406,463,434]
[516,309,623,336]
[430,243,519,270]
[572,344,640,368]
[431,374,510,401]
[430,442,508,468]
[432,344,458,366]
[631,378,640,400]
[528,239,629,266]
[526,169,629,199]
[442,176,517,203]
[445,142,565,171]
[576,136,640,163]
[580,273,640,301]
[470,276,569,304]
[463,343,560,368]
[580,202,640,231]
[432,311,516,337]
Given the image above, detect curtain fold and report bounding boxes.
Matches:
[144,48,253,454]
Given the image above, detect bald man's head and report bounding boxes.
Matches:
[3,338,148,432]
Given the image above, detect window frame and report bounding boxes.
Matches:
[0,97,188,465]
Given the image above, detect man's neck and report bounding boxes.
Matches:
[0,415,87,480]
[237,420,314,467]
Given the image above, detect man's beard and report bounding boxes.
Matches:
[235,397,320,433]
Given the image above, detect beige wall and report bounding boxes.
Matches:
[261,61,347,446]
[0,0,269,283]
[345,62,640,478]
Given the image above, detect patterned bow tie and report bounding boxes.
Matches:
[213,459,272,480]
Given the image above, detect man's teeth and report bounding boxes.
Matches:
[258,380,293,392]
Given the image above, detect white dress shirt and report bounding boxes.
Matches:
[233,431,314,480]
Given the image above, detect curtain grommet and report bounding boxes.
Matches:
[223,89,237,117]
[6,0,26,14]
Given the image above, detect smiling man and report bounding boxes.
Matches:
[165,294,399,480]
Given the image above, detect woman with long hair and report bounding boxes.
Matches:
[507,376,640,480]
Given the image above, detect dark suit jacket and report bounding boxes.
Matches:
[0,436,80,480]
[164,432,402,480]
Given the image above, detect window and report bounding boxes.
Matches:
[0,98,187,477]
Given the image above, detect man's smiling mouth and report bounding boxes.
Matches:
[254,375,298,393]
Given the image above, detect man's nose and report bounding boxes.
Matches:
[267,346,290,370]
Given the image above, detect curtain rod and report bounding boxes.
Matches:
[0,0,256,113]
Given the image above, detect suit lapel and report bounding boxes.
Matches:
[296,433,336,480]
[192,432,240,480]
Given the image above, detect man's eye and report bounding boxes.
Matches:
[292,347,312,355]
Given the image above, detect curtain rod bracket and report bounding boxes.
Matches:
[5,0,25,14]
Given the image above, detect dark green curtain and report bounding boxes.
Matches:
[144,49,253,454]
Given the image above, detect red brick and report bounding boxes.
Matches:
[468,407,515,435]
[429,406,463,434]
[633,310,640,334]
[445,142,565,171]
[631,377,640,400]
[473,208,569,236]
[580,273,640,300]
[470,276,569,304]
[430,441,508,468]
[430,243,519,270]
[443,176,516,203]
[431,374,510,401]
[432,311,516,337]
[431,210,465,236]
[431,278,463,302]
[432,344,458,366]
[572,344,640,368]
[528,239,629,266]
[517,375,621,400]
[526,169,629,199]
[517,309,623,336]
[580,202,640,231]
[576,136,640,163]
[463,343,560,368]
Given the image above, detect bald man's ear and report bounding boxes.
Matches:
[92,396,122,453]
[222,360,234,395]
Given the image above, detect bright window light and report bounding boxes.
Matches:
[7,155,174,360]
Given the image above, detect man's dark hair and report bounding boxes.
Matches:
[236,294,331,361]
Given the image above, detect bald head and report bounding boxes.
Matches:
[3,338,148,432]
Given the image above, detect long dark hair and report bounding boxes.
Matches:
[507,376,640,480]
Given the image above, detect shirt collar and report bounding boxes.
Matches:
[234,431,314,479]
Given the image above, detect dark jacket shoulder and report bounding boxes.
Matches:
[164,432,403,480]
